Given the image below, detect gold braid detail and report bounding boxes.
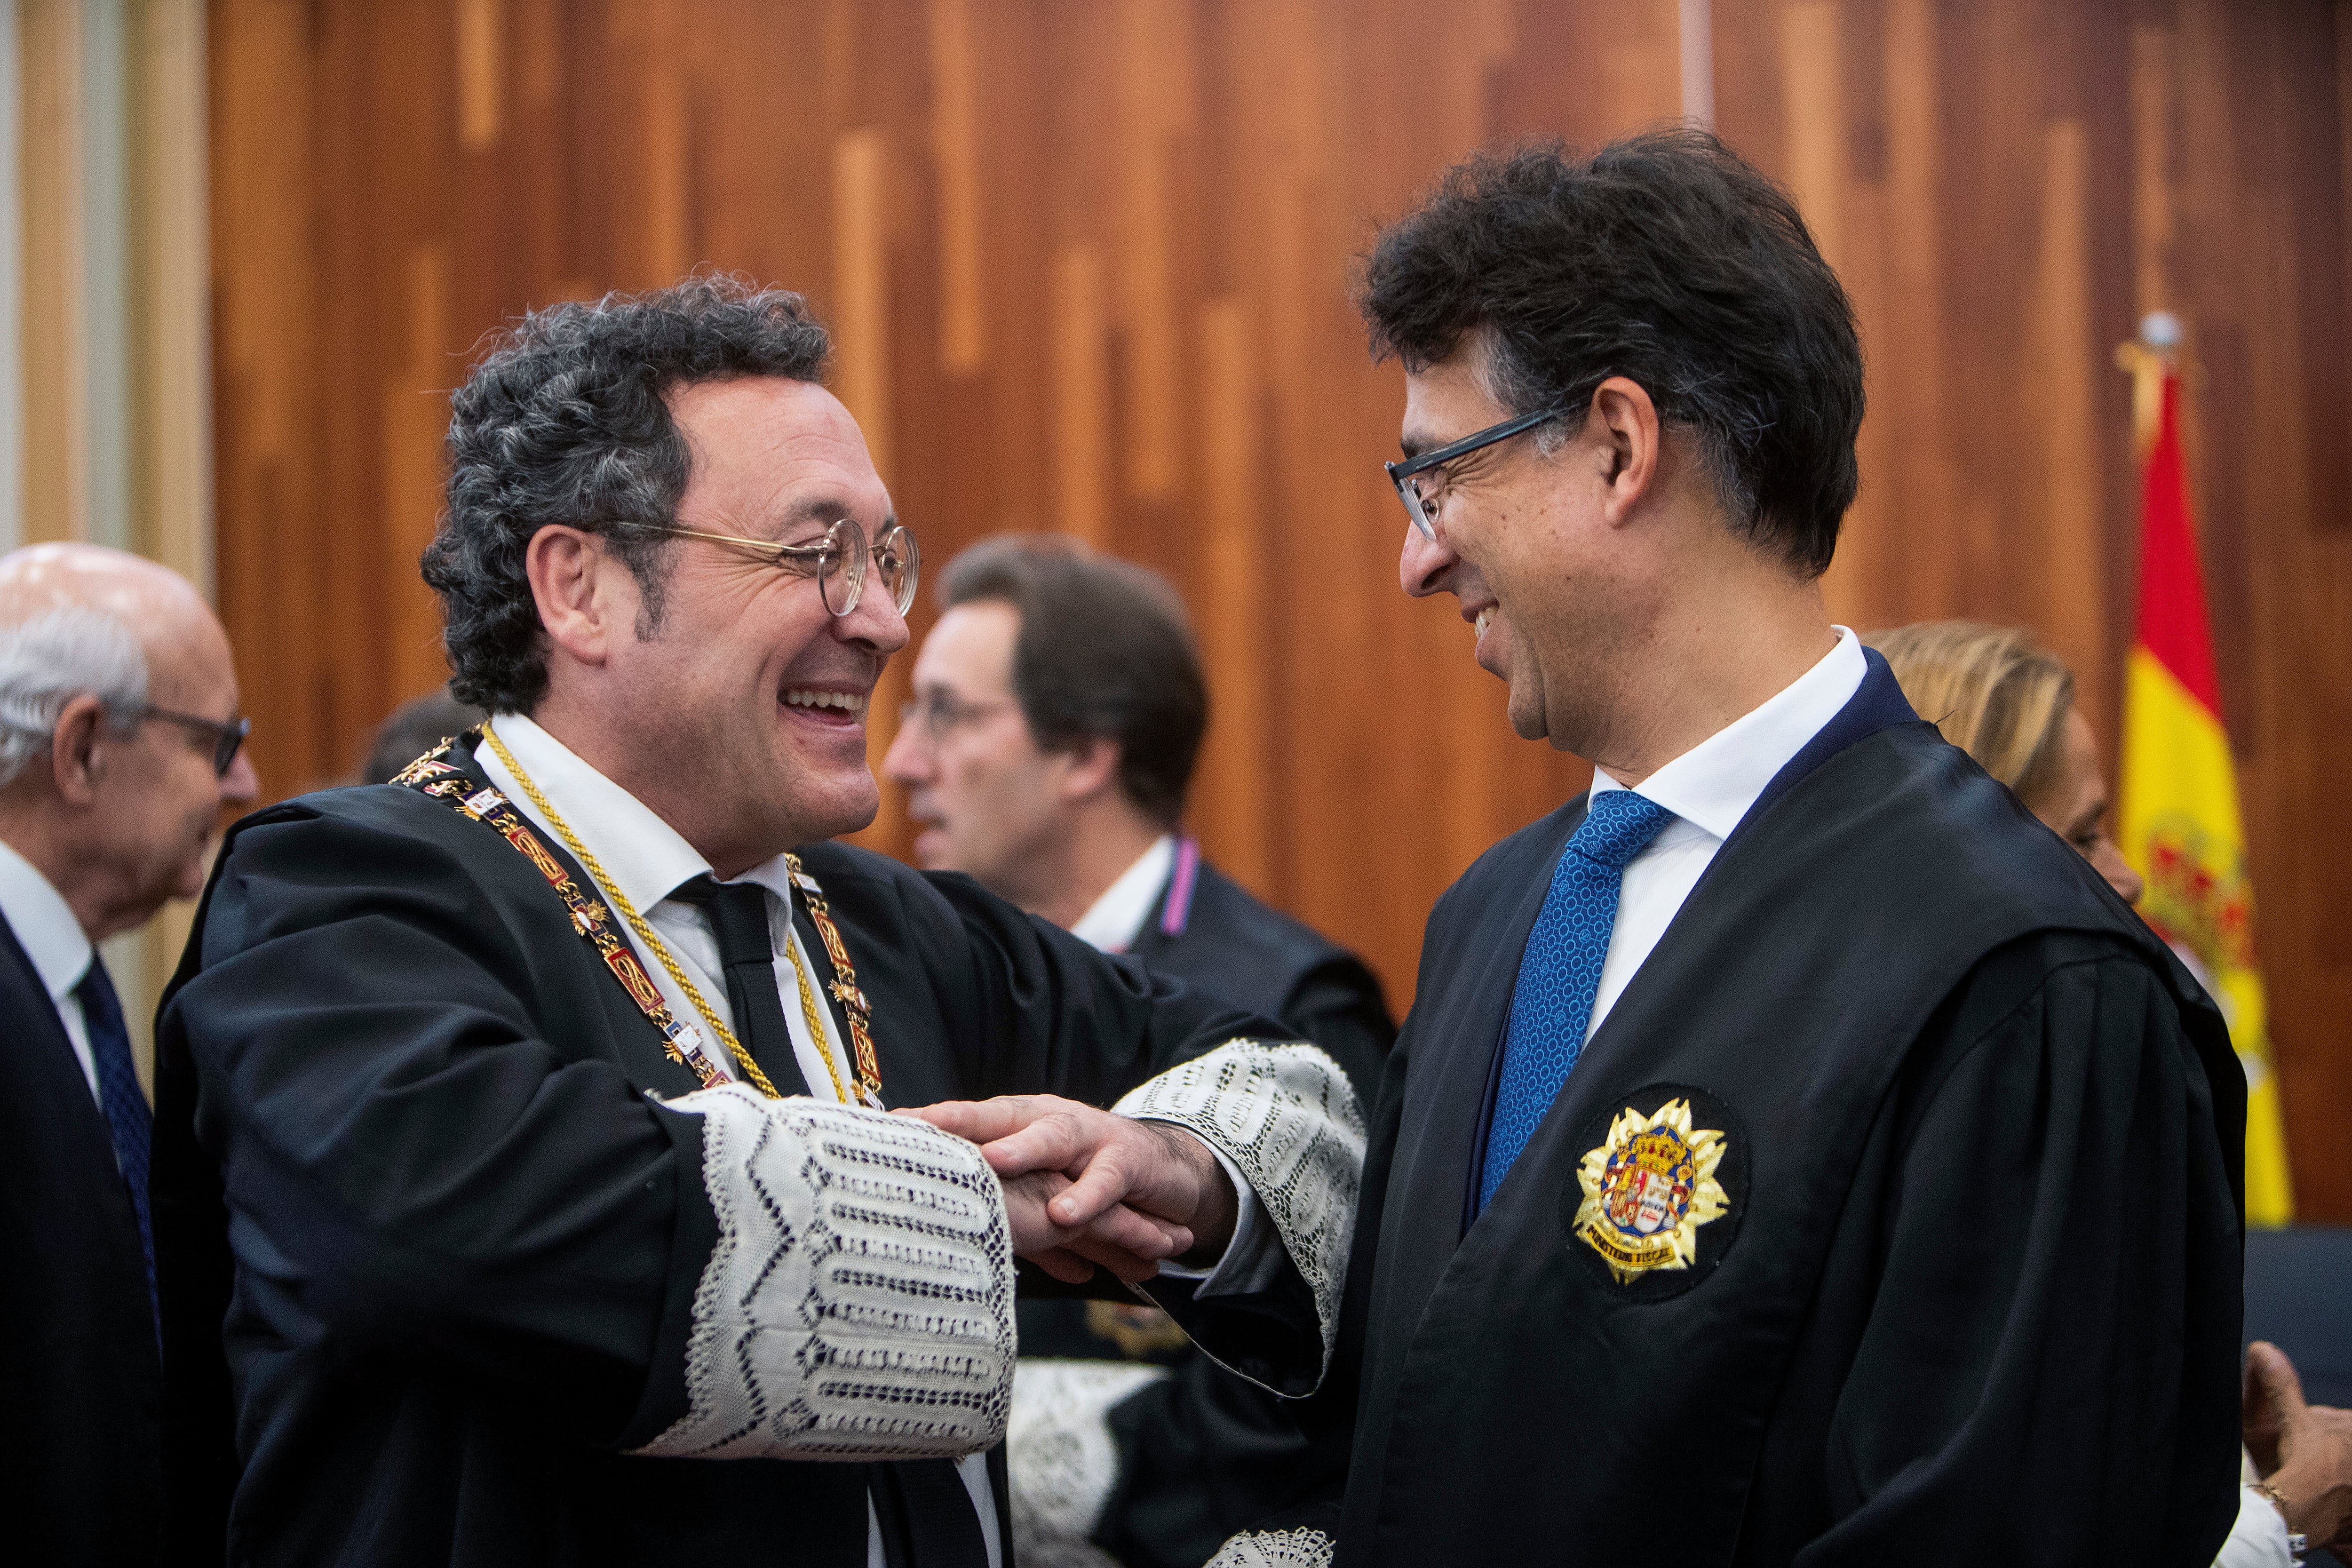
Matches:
[781,941,849,1102]
[478,721,785,1100]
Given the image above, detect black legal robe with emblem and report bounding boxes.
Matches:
[150,735,1292,1568]
[1181,661,2244,1567]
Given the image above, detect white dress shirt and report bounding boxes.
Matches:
[1069,834,1175,953]
[2215,1484,2298,1568]
[1581,628,1867,1040]
[0,836,103,1104]
[474,715,1001,1568]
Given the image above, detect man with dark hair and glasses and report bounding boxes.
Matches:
[882,534,1393,1568]
[149,276,1361,1568]
[0,541,258,1568]
[936,131,2245,1568]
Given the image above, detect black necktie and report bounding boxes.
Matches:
[670,876,807,1094]
[868,1457,992,1568]
[77,955,158,1337]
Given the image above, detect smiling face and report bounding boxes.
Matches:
[1395,343,1658,751]
[557,376,909,872]
[881,600,1072,902]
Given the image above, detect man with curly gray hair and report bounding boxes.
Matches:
[151,276,1364,1568]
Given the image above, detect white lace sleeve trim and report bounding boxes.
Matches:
[1112,1040,1364,1374]
[1207,1527,1337,1567]
[1007,1359,1170,1568]
[631,1083,1017,1461]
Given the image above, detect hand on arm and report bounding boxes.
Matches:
[904,1095,1239,1284]
[2245,1340,2352,1549]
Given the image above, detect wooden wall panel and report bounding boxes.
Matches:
[210,0,2352,1217]
[1710,0,2352,1219]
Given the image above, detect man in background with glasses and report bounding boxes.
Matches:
[883,533,1393,1568]
[948,131,2246,1568]
[151,277,1359,1568]
[0,541,257,1568]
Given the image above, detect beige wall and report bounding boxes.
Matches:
[13,0,211,1087]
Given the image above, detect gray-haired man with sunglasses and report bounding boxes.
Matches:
[0,541,257,1568]
[150,277,1357,1568]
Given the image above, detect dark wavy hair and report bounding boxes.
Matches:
[937,535,1207,826]
[1357,128,1864,577]
[423,274,832,712]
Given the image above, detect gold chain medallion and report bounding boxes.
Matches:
[783,854,886,1110]
[1571,1097,1731,1284]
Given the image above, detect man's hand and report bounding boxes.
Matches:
[2246,1340,2352,1547]
[997,1168,1192,1285]
[904,1095,1239,1282]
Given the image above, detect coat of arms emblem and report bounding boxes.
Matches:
[1571,1097,1732,1283]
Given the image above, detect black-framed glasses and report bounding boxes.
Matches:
[617,516,921,617]
[136,704,251,776]
[1384,406,1570,541]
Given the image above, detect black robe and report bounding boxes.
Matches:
[1,912,163,1567]
[1022,852,1396,1568]
[151,736,1289,1568]
[1184,661,2245,1567]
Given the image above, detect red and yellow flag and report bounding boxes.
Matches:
[2118,354,2291,1225]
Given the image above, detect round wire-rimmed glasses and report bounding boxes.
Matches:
[617,517,920,616]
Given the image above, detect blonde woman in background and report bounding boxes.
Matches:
[1866,620,2141,902]
[1868,620,2352,1567]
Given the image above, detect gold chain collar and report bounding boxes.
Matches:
[477,720,882,1106]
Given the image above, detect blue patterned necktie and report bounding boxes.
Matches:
[1479,790,1677,1213]
[78,955,157,1333]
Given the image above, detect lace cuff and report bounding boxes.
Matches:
[1112,1040,1364,1372]
[1008,1360,1171,1566]
[632,1084,1016,1460]
[1208,1528,1338,1567]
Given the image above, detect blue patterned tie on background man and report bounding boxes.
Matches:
[1480,790,1677,1213]
[78,954,156,1333]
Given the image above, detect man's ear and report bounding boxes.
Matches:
[48,695,111,806]
[1589,375,1664,527]
[526,525,624,671]
[1057,735,1125,806]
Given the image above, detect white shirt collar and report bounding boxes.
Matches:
[1070,834,1177,954]
[0,835,94,1003]
[1588,627,1866,843]
[482,714,803,908]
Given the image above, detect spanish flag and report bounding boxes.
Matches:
[2118,336,2292,1225]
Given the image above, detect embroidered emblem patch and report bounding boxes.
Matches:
[1570,1097,1731,1284]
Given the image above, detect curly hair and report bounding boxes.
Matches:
[422,274,832,712]
[1357,128,1864,577]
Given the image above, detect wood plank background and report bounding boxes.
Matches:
[207,0,2352,1219]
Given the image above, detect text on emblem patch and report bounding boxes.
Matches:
[1571,1096,1731,1284]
